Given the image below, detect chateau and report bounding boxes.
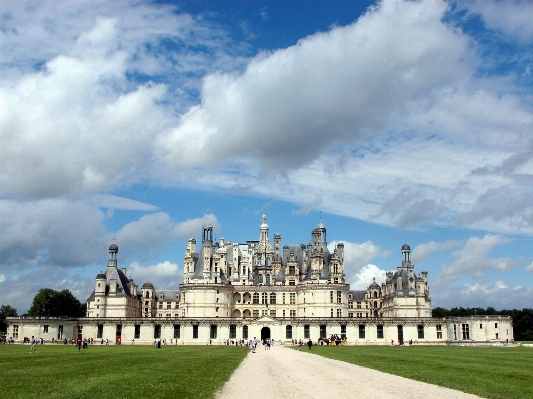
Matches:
[7,216,513,345]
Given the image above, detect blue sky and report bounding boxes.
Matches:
[1,0,532,313]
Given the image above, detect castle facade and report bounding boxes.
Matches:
[7,216,513,345]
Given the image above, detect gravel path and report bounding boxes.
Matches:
[215,345,480,399]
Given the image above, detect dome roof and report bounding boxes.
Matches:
[317,221,325,229]
[109,243,118,253]
[401,244,411,251]
[96,273,107,279]
[142,282,154,289]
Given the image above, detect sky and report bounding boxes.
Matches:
[1,0,532,314]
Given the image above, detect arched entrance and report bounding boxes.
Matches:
[261,327,271,340]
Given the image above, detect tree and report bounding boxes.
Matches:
[0,304,18,334]
[27,288,85,318]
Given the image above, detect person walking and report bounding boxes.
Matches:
[30,336,38,353]
[76,337,82,351]
[307,339,313,350]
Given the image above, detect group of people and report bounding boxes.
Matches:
[392,339,414,346]
[2,335,15,344]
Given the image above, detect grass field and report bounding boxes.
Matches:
[299,345,533,399]
[0,344,248,399]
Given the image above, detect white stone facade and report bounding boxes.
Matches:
[6,216,513,345]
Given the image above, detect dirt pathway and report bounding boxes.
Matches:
[215,345,480,399]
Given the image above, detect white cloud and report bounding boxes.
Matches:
[329,240,385,290]
[128,261,182,289]
[438,234,519,284]
[0,274,5,283]
[0,199,107,269]
[411,240,460,263]
[350,264,387,291]
[114,213,219,256]
[433,280,533,310]
[526,262,533,273]
[156,1,469,172]
[464,0,533,42]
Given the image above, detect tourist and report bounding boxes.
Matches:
[307,339,312,350]
[30,336,38,354]
[76,337,82,351]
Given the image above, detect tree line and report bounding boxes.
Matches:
[1,288,85,334]
[432,307,533,341]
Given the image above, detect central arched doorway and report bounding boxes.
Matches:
[261,327,271,340]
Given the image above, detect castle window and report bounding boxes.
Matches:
[158,303,163,309]
[436,325,442,339]
[289,280,295,285]
[286,325,293,339]
[193,325,198,339]
[270,293,276,304]
[270,310,276,317]
[417,325,424,339]
[43,325,49,333]
[290,310,296,317]
[134,325,140,339]
[173,325,180,339]
[289,265,295,275]
[210,325,217,339]
[145,292,150,298]
[253,310,259,317]
[359,325,365,339]
[337,309,342,317]
[330,291,334,303]
[357,302,362,309]
[334,278,338,284]
[282,293,286,304]
[495,323,498,328]
[97,324,103,339]
[13,325,19,339]
[337,291,341,304]
[462,324,470,340]
[57,325,63,340]
[154,325,161,339]
[330,309,334,317]
[377,325,384,339]
[242,325,248,339]
[289,293,296,304]
[262,293,268,305]
[320,325,327,338]
[253,293,259,304]
[167,302,171,309]
[341,325,347,339]
[266,274,270,285]
[349,301,353,309]
[262,309,268,316]
[349,313,353,318]
[258,274,263,284]
[230,325,236,339]
[304,325,310,339]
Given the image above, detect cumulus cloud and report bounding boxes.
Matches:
[463,0,533,42]
[0,199,107,269]
[128,261,182,289]
[329,240,385,289]
[114,213,220,257]
[350,264,387,291]
[438,234,519,284]
[433,280,533,309]
[526,262,533,273]
[411,240,460,263]
[156,1,469,172]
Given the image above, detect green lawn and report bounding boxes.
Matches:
[0,344,248,399]
[299,345,533,399]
